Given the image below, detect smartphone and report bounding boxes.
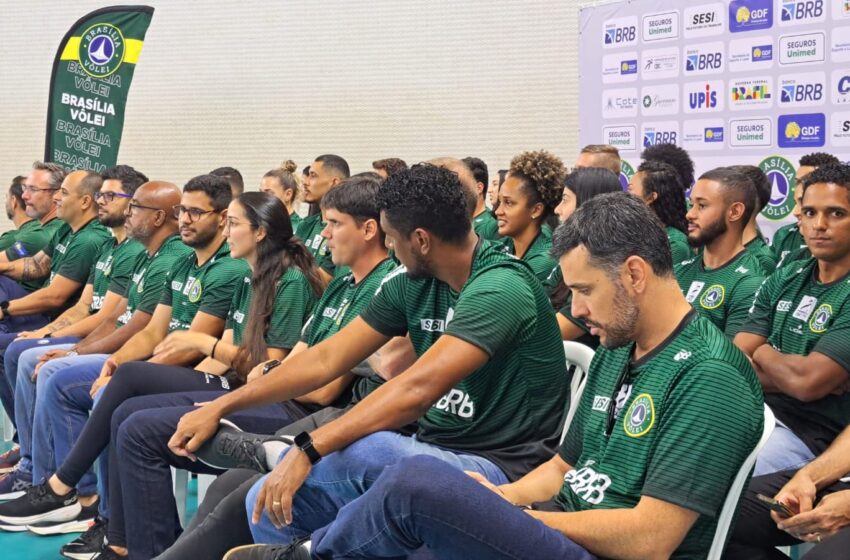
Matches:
[756,493,794,517]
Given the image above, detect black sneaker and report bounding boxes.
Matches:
[60,515,108,560]
[91,545,125,560]
[223,538,312,560]
[0,482,80,526]
[28,496,99,535]
[197,419,292,473]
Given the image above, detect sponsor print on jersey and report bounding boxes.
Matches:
[833,27,850,62]
[642,11,679,42]
[730,118,773,147]
[779,72,826,107]
[728,36,774,71]
[602,52,639,84]
[603,16,638,49]
[730,76,773,110]
[641,84,680,116]
[684,41,725,75]
[777,113,826,148]
[684,3,725,37]
[759,155,797,220]
[684,80,725,113]
[829,111,850,146]
[686,280,706,302]
[433,388,474,419]
[623,393,655,437]
[779,0,825,25]
[682,119,725,151]
[602,88,639,119]
[729,0,773,32]
[603,125,637,152]
[565,463,612,505]
[779,32,825,65]
[641,46,680,80]
[793,295,818,321]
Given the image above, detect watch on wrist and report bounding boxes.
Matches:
[293,431,322,465]
[0,300,9,318]
[261,359,281,375]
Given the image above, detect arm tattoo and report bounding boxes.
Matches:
[48,318,72,333]
[21,253,51,281]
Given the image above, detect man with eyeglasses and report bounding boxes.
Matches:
[0,176,51,267]
[0,175,247,529]
[0,166,148,491]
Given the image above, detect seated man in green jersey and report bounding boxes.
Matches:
[462,156,500,241]
[676,167,766,338]
[0,176,50,262]
[169,163,569,556]
[221,191,763,560]
[773,152,841,268]
[728,165,779,274]
[296,155,349,283]
[735,163,850,478]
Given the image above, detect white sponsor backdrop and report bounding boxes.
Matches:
[579,0,850,239]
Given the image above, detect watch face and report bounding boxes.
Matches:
[262,360,281,374]
[294,431,310,447]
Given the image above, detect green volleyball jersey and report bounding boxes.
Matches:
[117,235,193,327]
[499,228,559,286]
[740,258,850,454]
[360,240,568,480]
[226,267,318,348]
[1,220,50,264]
[675,250,765,337]
[39,219,112,308]
[40,217,63,243]
[473,210,500,241]
[289,211,303,233]
[555,312,763,559]
[160,241,250,333]
[771,223,807,267]
[295,213,334,275]
[745,236,778,275]
[87,237,144,313]
[667,226,692,264]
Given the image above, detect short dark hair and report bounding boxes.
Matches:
[321,172,384,226]
[377,163,470,243]
[800,152,840,168]
[698,167,757,226]
[9,176,26,208]
[101,165,148,196]
[372,158,408,177]
[636,160,687,233]
[564,167,621,208]
[641,143,694,189]
[183,174,233,211]
[32,161,67,190]
[727,165,770,213]
[209,166,244,195]
[314,154,350,179]
[551,192,673,278]
[497,169,508,187]
[462,157,489,190]
[802,163,850,198]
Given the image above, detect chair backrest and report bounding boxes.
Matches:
[561,341,595,444]
[707,404,776,560]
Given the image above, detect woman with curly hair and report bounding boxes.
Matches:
[495,150,565,284]
[627,160,692,263]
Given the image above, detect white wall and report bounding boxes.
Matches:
[0,0,581,231]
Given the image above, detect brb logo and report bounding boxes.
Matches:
[781,0,824,22]
[729,0,773,32]
[778,113,826,148]
[643,128,678,147]
[686,52,722,71]
[780,74,824,105]
[603,17,638,47]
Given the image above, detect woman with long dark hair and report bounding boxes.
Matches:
[0,192,324,558]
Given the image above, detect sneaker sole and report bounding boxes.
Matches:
[0,522,28,532]
[60,551,99,560]
[0,466,17,474]
[0,502,81,525]
[0,490,27,500]
[27,517,94,535]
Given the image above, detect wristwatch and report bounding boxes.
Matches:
[293,431,322,465]
[0,300,9,318]
[261,359,281,375]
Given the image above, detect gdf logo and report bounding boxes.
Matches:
[759,155,797,220]
[781,0,824,22]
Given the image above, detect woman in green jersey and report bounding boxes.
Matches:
[259,160,303,233]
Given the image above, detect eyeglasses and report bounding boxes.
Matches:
[172,205,217,222]
[126,202,161,214]
[225,217,249,229]
[94,191,133,203]
[22,185,59,194]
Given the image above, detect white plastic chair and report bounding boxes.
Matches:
[1,408,13,442]
[561,341,595,444]
[707,404,776,560]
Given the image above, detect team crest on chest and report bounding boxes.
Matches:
[809,303,832,333]
[186,278,202,303]
[699,284,725,310]
[624,393,655,438]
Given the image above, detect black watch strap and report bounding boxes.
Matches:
[0,300,9,311]
[293,431,322,465]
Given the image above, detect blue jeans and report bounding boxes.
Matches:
[10,337,79,476]
[753,419,816,476]
[40,355,108,496]
[309,455,595,560]
[246,431,509,545]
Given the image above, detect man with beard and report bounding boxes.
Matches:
[169,163,568,557]
[0,176,51,261]
[674,167,766,337]
[0,166,146,487]
[219,192,763,560]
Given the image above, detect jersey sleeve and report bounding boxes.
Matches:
[107,244,142,296]
[443,266,536,357]
[359,271,410,337]
[198,260,251,319]
[725,274,765,338]
[266,273,316,350]
[224,278,245,332]
[156,265,178,310]
[812,306,850,374]
[738,272,779,338]
[642,360,763,516]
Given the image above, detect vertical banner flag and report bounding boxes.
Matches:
[45,6,154,172]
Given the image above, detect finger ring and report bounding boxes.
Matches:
[273,501,281,506]
[817,534,822,543]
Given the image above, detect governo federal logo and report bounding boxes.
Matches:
[79,23,126,78]
[759,155,796,220]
